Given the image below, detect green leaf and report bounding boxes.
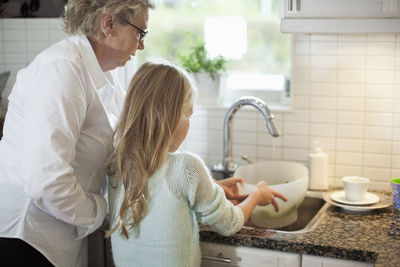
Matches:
[177,34,227,81]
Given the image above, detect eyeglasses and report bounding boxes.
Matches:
[122,19,148,42]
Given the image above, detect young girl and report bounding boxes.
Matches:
[107,61,287,267]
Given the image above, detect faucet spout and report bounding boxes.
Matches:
[212,96,280,179]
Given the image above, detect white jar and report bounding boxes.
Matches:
[308,147,328,190]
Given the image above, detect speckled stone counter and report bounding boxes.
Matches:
[200,197,400,267]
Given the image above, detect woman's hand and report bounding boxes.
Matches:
[254,181,287,212]
[215,177,248,205]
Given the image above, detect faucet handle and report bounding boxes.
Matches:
[241,155,253,164]
[211,162,236,180]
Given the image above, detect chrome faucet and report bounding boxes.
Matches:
[212,96,280,179]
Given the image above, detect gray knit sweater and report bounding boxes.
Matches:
[108,151,244,267]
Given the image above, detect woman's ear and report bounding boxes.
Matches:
[99,13,114,37]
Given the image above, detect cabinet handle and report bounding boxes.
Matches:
[288,0,300,12]
[202,252,232,263]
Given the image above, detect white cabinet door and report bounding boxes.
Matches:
[279,0,400,33]
[200,242,301,267]
[302,254,374,267]
[281,0,400,18]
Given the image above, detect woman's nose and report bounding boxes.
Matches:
[137,40,145,50]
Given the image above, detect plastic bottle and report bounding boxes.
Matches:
[308,144,328,191]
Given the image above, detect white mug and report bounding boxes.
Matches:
[342,176,369,201]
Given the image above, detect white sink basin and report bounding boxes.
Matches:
[234,161,309,229]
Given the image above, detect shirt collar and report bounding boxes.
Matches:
[69,35,118,91]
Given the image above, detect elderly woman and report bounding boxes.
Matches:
[0,0,154,266]
[0,0,248,266]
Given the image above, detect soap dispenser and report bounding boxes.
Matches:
[308,143,328,191]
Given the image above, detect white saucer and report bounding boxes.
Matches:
[330,191,379,205]
[323,191,392,213]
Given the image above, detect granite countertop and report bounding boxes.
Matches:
[199,192,400,267]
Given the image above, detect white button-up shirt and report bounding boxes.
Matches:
[0,35,125,267]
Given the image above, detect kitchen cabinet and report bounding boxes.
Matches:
[302,255,374,267]
[200,241,300,267]
[201,242,374,267]
[280,0,400,33]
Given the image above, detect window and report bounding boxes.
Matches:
[137,0,292,108]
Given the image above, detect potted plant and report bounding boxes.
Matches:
[178,37,227,105]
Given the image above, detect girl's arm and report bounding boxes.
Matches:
[237,181,287,223]
[214,177,248,204]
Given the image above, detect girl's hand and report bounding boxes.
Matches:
[215,177,248,205]
[254,181,287,212]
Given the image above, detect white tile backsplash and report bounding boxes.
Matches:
[337,83,365,97]
[337,151,363,166]
[366,70,395,84]
[365,98,394,112]
[364,126,392,140]
[363,167,391,182]
[336,138,364,152]
[337,111,364,125]
[338,69,365,83]
[1,20,399,190]
[311,42,338,55]
[338,56,366,69]
[310,123,336,137]
[367,42,396,56]
[337,125,364,138]
[295,55,309,68]
[363,153,392,168]
[284,122,309,135]
[311,55,337,68]
[310,96,337,110]
[311,69,337,82]
[1,18,66,99]
[310,82,337,96]
[293,82,310,96]
[366,56,395,70]
[335,165,362,178]
[3,19,25,30]
[364,140,392,154]
[194,35,398,188]
[367,34,396,42]
[282,135,309,148]
[366,83,394,98]
[295,41,310,55]
[310,110,336,123]
[3,30,25,41]
[365,112,393,126]
[339,42,366,56]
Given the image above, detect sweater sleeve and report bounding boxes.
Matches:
[180,152,244,236]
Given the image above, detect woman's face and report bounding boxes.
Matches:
[169,104,194,153]
[106,7,149,69]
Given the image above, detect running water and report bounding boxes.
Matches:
[271,137,279,161]
[271,137,280,184]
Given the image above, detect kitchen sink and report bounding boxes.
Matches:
[243,195,328,234]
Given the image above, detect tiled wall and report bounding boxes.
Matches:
[182,34,400,192]
[1,18,399,191]
[0,18,67,99]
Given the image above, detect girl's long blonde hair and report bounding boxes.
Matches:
[107,61,195,238]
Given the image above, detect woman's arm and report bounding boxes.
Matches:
[22,60,106,238]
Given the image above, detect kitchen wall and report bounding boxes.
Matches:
[0,18,67,98]
[181,34,400,192]
[0,18,398,191]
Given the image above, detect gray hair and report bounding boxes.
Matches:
[63,0,155,36]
